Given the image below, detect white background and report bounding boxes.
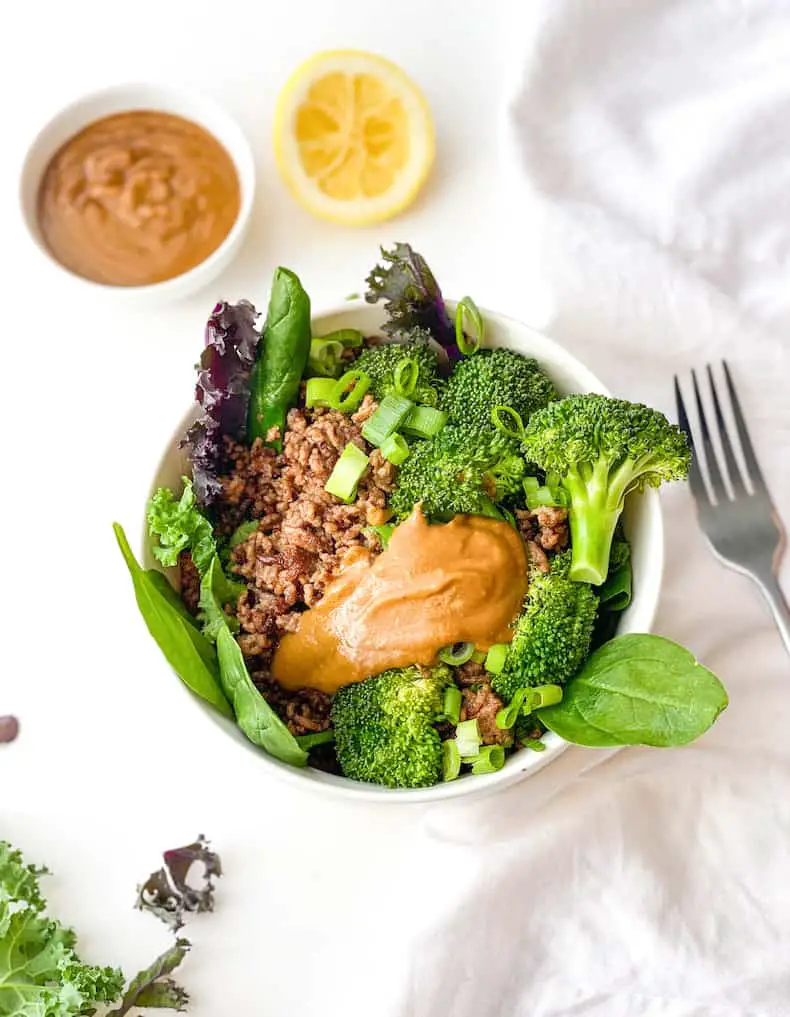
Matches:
[1,2,550,1014]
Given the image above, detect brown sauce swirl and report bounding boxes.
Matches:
[37,110,240,286]
[271,506,528,694]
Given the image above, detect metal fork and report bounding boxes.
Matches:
[674,362,790,656]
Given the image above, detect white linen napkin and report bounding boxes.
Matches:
[405,4,790,1015]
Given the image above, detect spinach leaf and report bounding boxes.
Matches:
[114,524,233,719]
[228,519,260,548]
[537,697,624,747]
[201,559,308,766]
[198,555,245,641]
[540,634,728,747]
[599,563,632,612]
[247,267,312,451]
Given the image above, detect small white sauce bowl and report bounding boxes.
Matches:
[19,82,256,305]
[146,302,665,803]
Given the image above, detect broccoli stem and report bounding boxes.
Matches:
[563,461,622,586]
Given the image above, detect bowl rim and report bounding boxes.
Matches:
[18,80,256,297]
[143,299,665,803]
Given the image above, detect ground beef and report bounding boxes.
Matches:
[526,540,550,573]
[216,406,397,668]
[516,507,569,555]
[455,659,489,687]
[533,505,569,551]
[460,684,512,746]
[252,671,333,735]
[179,551,201,614]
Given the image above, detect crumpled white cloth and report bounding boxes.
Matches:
[404,4,790,1016]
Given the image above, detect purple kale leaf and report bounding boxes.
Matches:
[136,835,222,933]
[182,301,260,507]
[365,243,459,366]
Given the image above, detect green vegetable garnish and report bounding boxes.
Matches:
[247,267,312,451]
[442,739,462,781]
[469,744,506,774]
[440,685,463,725]
[361,393,414,446]
[325,443,369,502]
[380,432,410,465]
[305,376,340,408]
[228,519,260,548]
[401,404,447,439]
[334,369,371,412]
[437,642,475,666]
[200,558,308,766]
[455,718,481,758]
[484,643,509,674]
[455,295,484,356]
[113,523,233,719]
[147,478,216,574]
[307,338,345,378]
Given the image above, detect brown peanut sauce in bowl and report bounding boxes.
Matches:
[37,110,241,287]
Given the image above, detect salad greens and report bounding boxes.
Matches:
[113,523,232,719]
[539,634,729,747]
[182,300,261,507]
[148,479,217,574]
[106,940,190,1016]
[247,267,311,450]
[200,559,308,767]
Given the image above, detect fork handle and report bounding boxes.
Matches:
[754,574,790,658]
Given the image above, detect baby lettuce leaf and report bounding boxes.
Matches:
[148,478,217,574]
[200,559,308,766]
[0,840,124,1016]
[113,524,233,719]
[247,267,312,451]
[365,243,458,362]
[540,634,728,748]
[182,300,261,507]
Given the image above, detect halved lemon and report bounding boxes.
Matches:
[274,50,435,226]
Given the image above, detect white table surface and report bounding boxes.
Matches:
[1,2,552,1013]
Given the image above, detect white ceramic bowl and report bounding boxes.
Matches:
[146,302,664,802]
[19,83,256,305]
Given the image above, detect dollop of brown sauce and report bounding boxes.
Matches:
[272,506,528,694]
[37,111,241,286]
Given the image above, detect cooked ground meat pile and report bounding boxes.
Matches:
[216,396,396,664]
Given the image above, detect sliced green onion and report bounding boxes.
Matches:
[305,377,340,408]
[525,484,567,511]
[393,358,419,398]
[334,370,371,413]
[442,739,462,781]
[471,649,487,664]
[495,688,528,730]
[600,564,632,611]
[455,718,481,758]
[485,643,509,674]
[524,738,546,752]
[315,327,364,348]
[402,405,448,438]
[437,642,475,666]
[296,729,336,750]
[470,745,506,774]
[523,476,540,499]
[531,684,564,709]
[364,523,395,549]
[455,296,485,356]
[307,338,345,378]
[325,443,369,503]
[441,686,462,726]
[362,394,414,446]
[380,433,410,465]
[492,405,525,440]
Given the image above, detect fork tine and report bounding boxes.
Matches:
[674,376,710,504]
[706,365,747,497]
[722,361,767,494]
[691,369,729,503]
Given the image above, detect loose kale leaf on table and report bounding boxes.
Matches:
[136,836,222,933]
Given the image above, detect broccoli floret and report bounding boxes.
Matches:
[331,664,452,788]
[389,424,526,520]
[441,349,557,431]
[521,395,690,585]
[354,335,441,406]
[492,552,599,701]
